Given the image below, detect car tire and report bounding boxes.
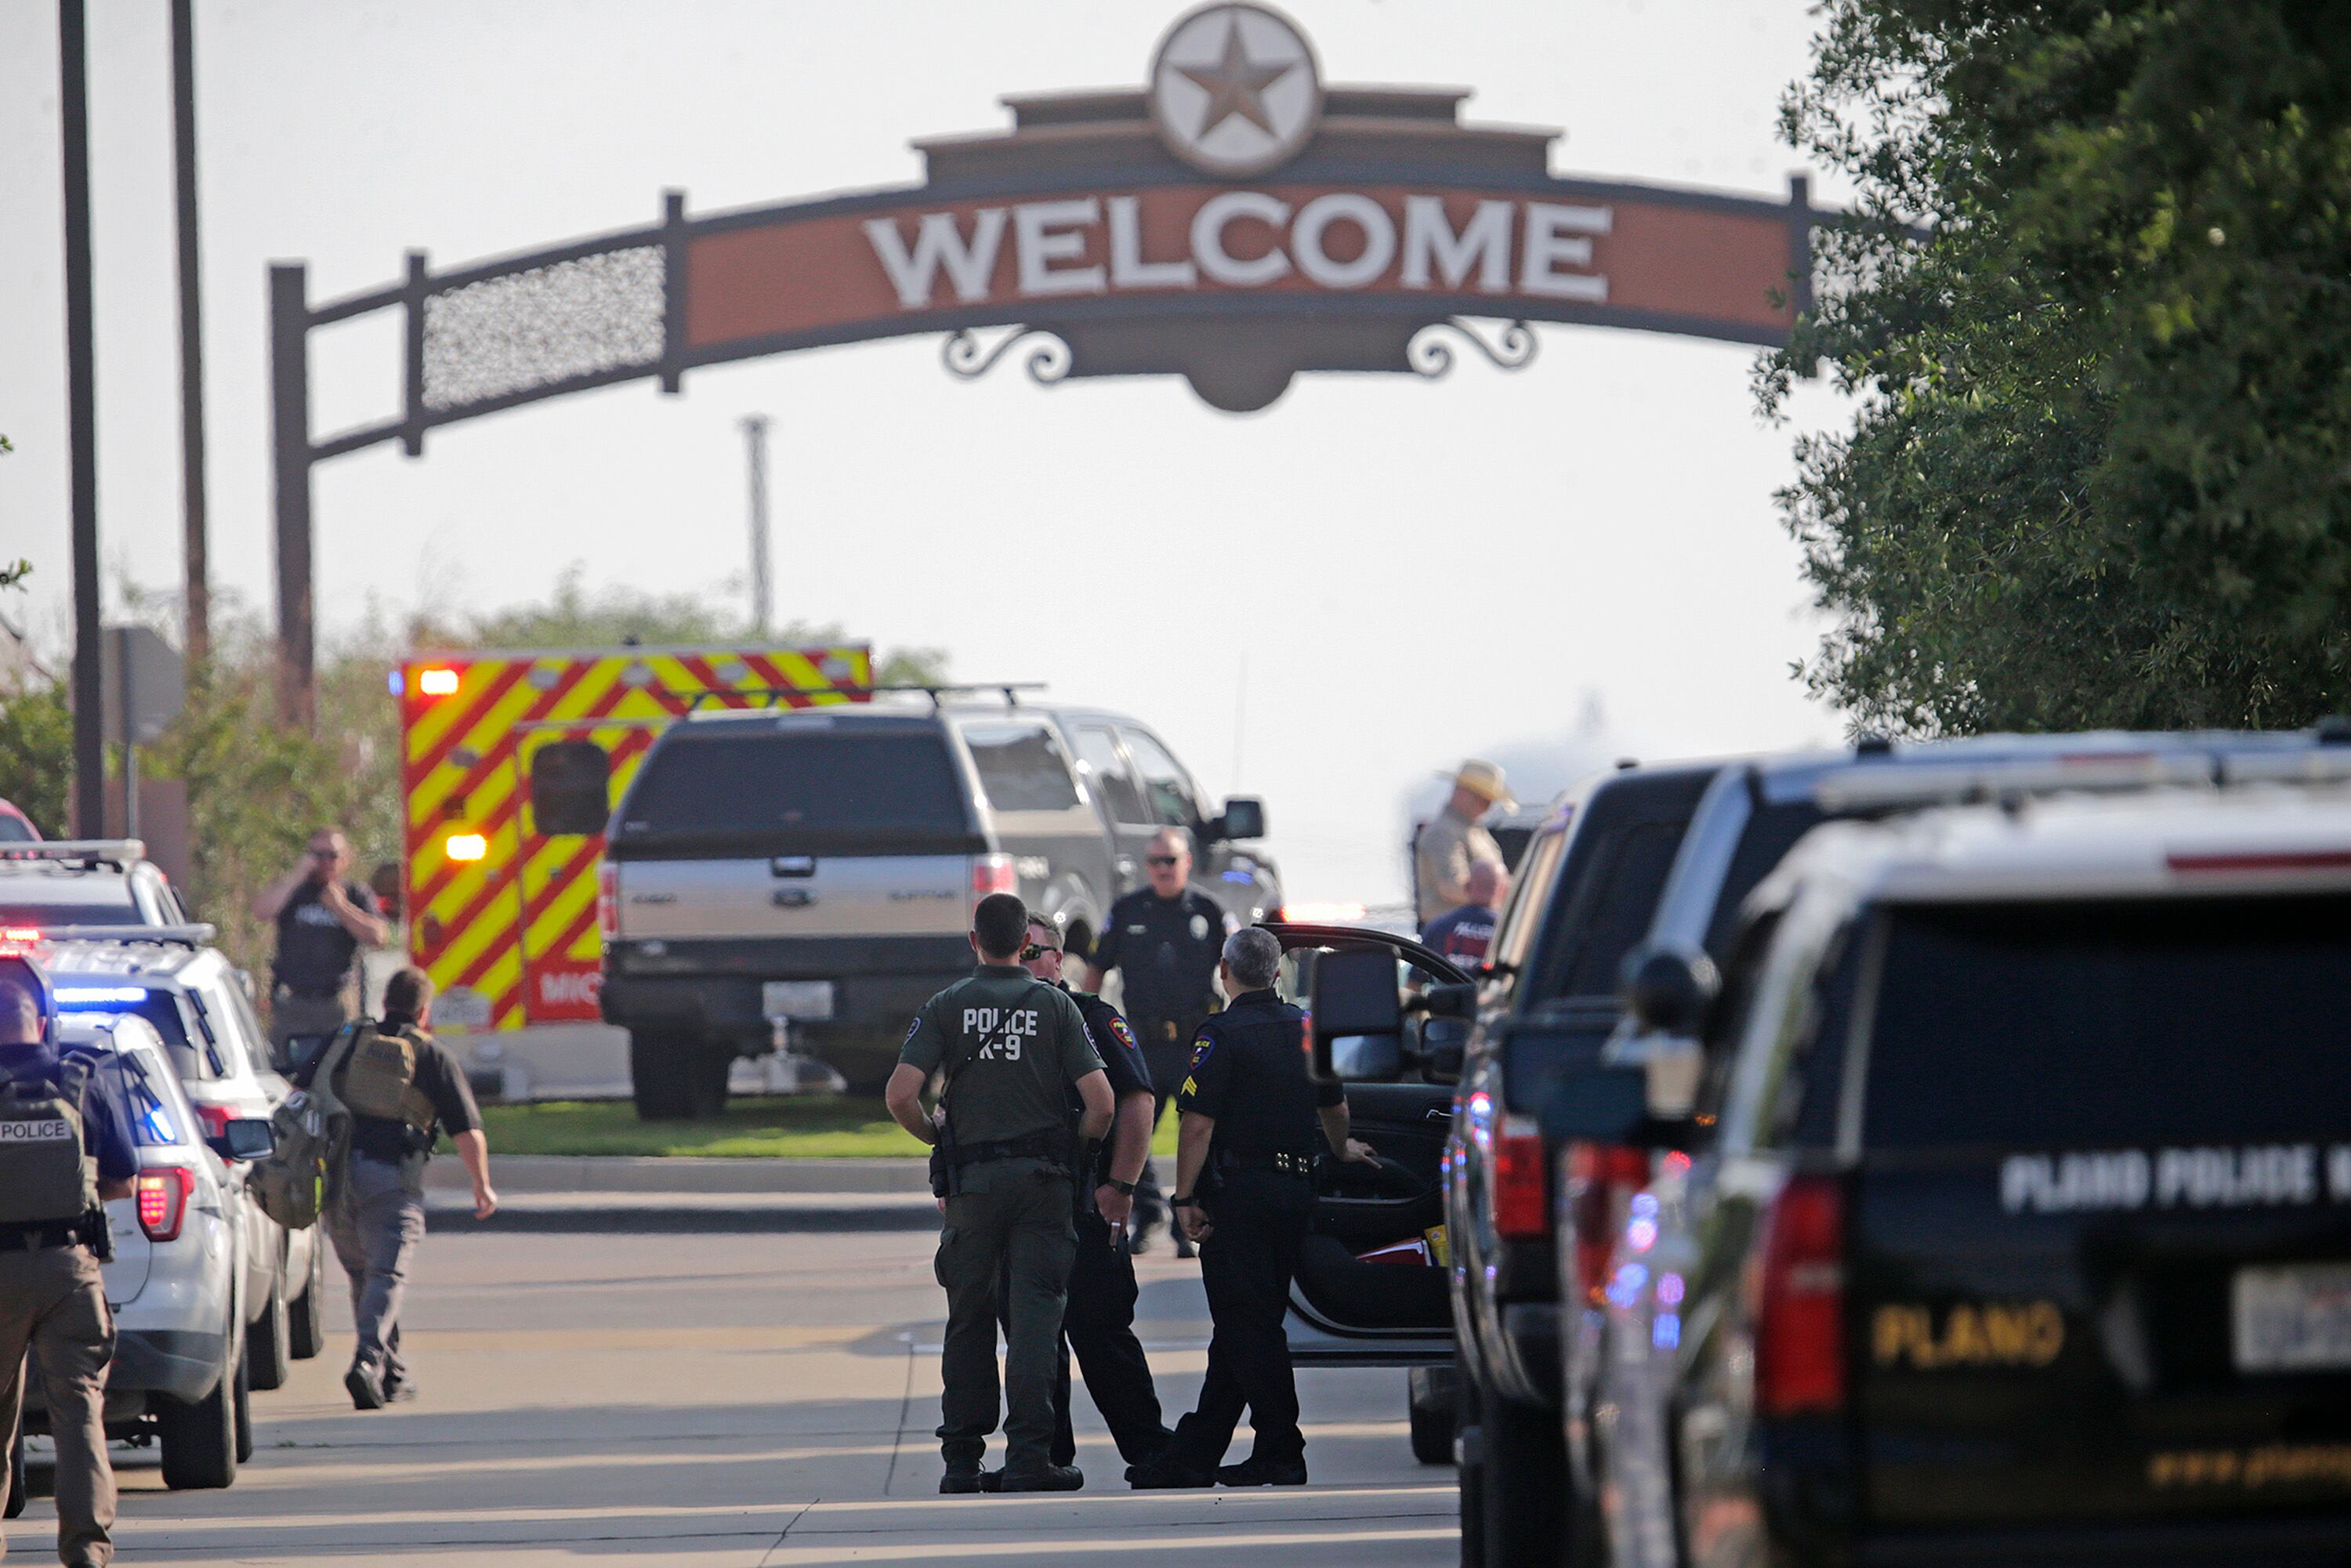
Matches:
[1476,1382,1570,1568]
[5,1431,25,1519]
[629,1031,698,1120]
[1456,1378,1487,1568]
[158,1358,240,1490]
[693,1048,731,1118]
[248,1266,292,1392]
[288,1237,328,1362]
[1409,1366,1457,1465]
[234,1348,254,1465]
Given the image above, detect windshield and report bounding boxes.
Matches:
[1861,893,2351,1150]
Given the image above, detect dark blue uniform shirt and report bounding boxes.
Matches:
[1174,988,1342,1160]
[1092,887,1233,1031]
[1421,902,1499,966]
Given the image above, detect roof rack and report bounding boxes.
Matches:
[29,924,217,949]
[679,683,1045,713]
[0,839,146,871]
[1813,745,2351,814]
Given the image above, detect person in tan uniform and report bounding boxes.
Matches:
[1415,760,1509,930]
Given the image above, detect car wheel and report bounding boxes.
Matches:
[1457,1375,1487,1567]
[1409,1366,1457,1465]
[288,1236,328,1361]
[628,1031,697,1120]
[157,1357,240,1490]
[1477,1383,1570,1568]
[5,1430,25,1519]
[234,1347,254,1465]
[248,1266,292,1392]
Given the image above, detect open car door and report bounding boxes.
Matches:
[1263,922,1465,1367]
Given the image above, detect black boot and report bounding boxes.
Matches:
[1217,1453,1308,1487]
[995,1463,1085,1492]
[940,1462,988,1494]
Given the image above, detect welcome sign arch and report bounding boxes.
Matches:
[269,2,1821,720]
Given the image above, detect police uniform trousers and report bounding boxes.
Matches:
[936,1159,1076,1472]
[267,990,350,1065]
[323,1154,426,1389]
[1165,1166,1314,1471]
[0,1245,116,1566]
[1132,1013,1208,1227]
[999,1207,1172,1467]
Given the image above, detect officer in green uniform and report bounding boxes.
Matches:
[886,893,1114,1494]
[0,951,139,1568]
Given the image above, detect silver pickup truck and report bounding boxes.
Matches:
[599,697,1280,1115]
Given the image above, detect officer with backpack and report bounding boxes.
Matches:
[886,893,1114,1494]
[294,967,497,1410]
[0,950,139,1567]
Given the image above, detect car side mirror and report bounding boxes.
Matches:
[1215,797,1266,842]
[1423,982,1476,1019]
[208,1117,274,1163]
[1420,1016,1468,1083]
[1620,946,1719,1035]
[1310,947,1406,1082]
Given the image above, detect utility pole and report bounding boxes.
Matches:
[60,0,105,837]
[172,0,211,663]
[741,415,773,636]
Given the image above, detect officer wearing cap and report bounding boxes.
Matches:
[888,893,1114,1494]
[1130,927,1376,1490]
[1002,912,1171,1474]
[1084,827,1234,1255]
[1415,760,1508,930]
[0,951,139,1567]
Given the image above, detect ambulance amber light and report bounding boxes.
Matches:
[444,833,489,862]
[417,667,461,697]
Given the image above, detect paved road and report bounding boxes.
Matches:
[12,1230,1457,1564]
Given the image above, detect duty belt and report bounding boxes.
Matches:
[0,1222,85,1253]
[947,1129,1073,1169]
[1217,1149,1317,1178]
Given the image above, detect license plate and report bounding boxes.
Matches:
[2233,1264,2351,1372]
[761,981,835,1021]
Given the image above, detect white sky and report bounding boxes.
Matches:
[0,0,1854,904]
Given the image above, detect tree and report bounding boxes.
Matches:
[1766,1,2351,734]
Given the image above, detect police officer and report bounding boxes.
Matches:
[294,968,497,1410]
[1083,827,1234,1255]
[1421,860,1509,967]
[253,827,389,1064]
[886,893,1114,1494]
[1414,761,1508,930]
[0,951,138,1567]
[1129,928,1375,1490]
[1002,912,1171,1474]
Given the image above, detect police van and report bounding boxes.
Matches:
[1588,782,2351,1568]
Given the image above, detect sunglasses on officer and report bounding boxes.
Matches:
[1020,932,1061,961]
[1145,854,1182,868]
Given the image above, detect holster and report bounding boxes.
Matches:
[79,1208,114,1264]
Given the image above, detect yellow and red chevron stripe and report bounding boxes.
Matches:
[397,645,872,1031]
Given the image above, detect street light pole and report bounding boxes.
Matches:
[59,0,105,837]
[741,415,773,636]
[171,0,212,664]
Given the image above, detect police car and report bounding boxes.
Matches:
[1586,784,2351,1568]
[33,929,327,1392]
[0,839,191,929]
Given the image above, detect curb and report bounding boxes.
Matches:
[424,1192,942,1235]
[423,1154,932,1197]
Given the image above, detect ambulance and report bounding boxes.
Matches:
[393,643,872,1056]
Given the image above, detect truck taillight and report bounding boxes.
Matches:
[1565,1142,1650,1302]
[1493,1114,1551,1240]
[136,1167,193,1242]
[597,862,618,940]
[1754,1172,1846,1418]
[970,854,1016,897]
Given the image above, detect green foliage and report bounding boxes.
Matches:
[0,683,71,831]
[1767,1,2351,734]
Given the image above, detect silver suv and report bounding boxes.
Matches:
[601,696,1279,1114]
[23,1014,265,1491]
[0,840,190,929]
[39,932,328,1392]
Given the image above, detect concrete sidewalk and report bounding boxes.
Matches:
[424,1154,933,1196]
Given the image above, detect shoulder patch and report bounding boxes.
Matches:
[1108,1015,1137,1051]
[1187,1037,1215,1068]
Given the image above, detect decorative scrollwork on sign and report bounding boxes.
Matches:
[1406,318,1540,380]
[940,327,1072,386]
[422,246,666,412]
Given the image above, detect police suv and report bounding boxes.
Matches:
[0,839,191,929]
[1588,783,2351,1568]
[600,696,1277,1114]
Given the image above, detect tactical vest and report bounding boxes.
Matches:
[0,1059,99,1228]
[333,1022,440,1134]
